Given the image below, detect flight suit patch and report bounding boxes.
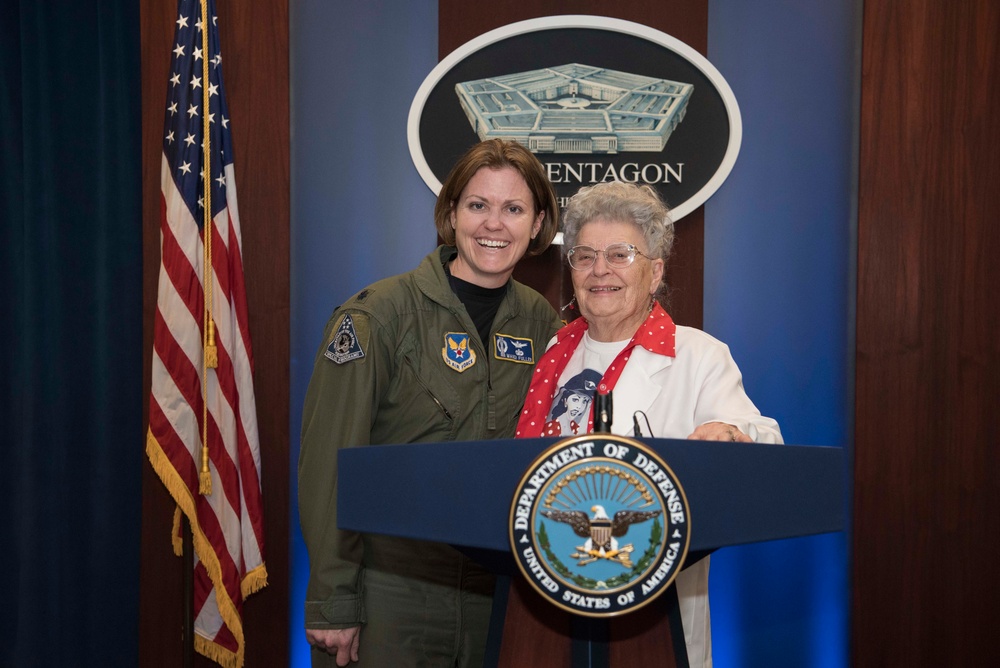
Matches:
[494,333,535,364]
[325,314,366,364]
[442,332,476,372]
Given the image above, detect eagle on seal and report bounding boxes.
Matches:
[541,504,661,557]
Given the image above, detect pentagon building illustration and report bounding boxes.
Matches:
[455,64,694,154]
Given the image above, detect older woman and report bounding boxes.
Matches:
[516,180,782,667]
[299,139,562,667]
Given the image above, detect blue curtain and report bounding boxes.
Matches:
[1,1,143,665]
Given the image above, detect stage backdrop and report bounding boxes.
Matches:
[289,2,440,666]
[289,1,855,666]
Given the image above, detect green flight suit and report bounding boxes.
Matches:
[299,246,561,667]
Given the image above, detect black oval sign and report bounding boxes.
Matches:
[408,15,742,224]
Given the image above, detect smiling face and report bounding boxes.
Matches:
[572,218,664,342]
[448,166,544,288]
[564,392,589,419]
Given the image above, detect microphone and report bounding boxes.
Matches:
[632,411,653,438]
[593,391,613,433]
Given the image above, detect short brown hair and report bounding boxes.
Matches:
[433,139,559,256]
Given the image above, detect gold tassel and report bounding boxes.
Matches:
[201,318,213,495]
[199,439,212,495]
[200,466,213,495]
[205,318,218,368]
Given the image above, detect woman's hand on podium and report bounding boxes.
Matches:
[688,421,752,442]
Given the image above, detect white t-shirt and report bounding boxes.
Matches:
[543,333,629,436]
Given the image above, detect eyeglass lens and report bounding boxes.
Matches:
[568,244,638,269]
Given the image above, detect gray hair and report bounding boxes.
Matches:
[561,181,674,262]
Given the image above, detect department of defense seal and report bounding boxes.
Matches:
[509,434,690,617]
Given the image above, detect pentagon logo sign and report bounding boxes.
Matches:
[509,434,690,617]
[454,63,694,154]
[408,15,742,225]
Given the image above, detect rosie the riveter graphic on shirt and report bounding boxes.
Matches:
[543,369,603,437]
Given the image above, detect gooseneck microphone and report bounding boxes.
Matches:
[593,391,613,434]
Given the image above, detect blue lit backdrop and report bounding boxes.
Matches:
[705,2,855,666]
[289,1,438,666]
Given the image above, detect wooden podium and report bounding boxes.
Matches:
[338,438,844,667]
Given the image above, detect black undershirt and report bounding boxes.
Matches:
[446,264,508,346]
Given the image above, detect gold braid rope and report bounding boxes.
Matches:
[199,0,216,496]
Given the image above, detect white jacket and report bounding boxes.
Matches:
[606,325,783,444]
[567,325,783,667]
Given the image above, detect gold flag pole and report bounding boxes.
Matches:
[199,0,216,496]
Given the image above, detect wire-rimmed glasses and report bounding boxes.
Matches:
[566,243,650,270]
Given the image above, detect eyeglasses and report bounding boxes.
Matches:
[566,243,650,270]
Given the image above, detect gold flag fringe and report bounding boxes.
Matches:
[146,429,268,668]
[242,564,268,599]
[196,635,242,668]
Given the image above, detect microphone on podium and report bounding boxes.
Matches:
[593,391,612,434]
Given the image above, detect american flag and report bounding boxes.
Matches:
[146,1,266,666]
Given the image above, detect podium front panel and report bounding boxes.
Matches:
[338,438,844,552]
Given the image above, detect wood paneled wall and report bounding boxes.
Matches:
[139,1,290,666]
[854,1,1000,665]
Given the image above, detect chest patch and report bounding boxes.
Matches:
[494,333,535,364]
[442,332,476,372]
[324,314,366,364]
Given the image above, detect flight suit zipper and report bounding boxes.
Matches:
[403,355,453,421]
[484,312,516,432]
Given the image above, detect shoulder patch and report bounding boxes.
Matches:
[325,313,366,364]
[442,332,476,372]
[494,333,535,364]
